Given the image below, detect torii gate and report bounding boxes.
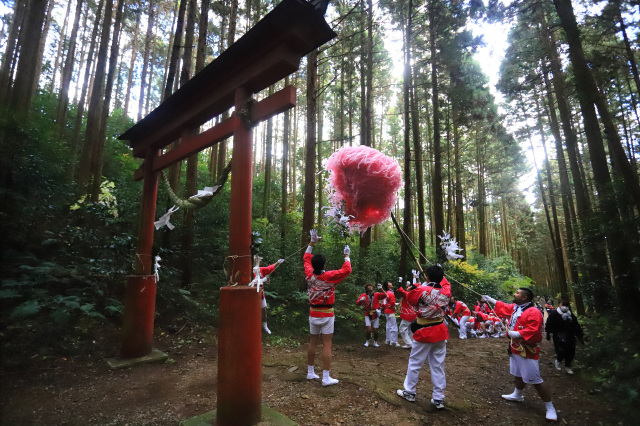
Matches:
[117,1,335,424]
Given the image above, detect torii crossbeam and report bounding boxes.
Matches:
[117,1,335,424]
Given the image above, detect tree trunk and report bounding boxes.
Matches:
[216,0,238,180]
[302,49,318,247]
[89,0,125,202]
[264,85,275,219]
[281,76,290,257]
[553,0,640,316]
[56,0,84,137]
[400,1,413,276]
[77,0,113,195]
[50,0,72,92]
[0,0,26,106]
[411,81,426,264]
[68,0,104,181]
[123,6,140,118]
[429,0,445,264]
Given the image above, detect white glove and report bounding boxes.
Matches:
[398,276,403,283]
[507,330,521,339]
[377,283,383,290]
[309,229,320,243]
[344,245,350,255]
[482,295,496,305]
[277,259,285,264]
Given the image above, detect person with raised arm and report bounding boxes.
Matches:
[356,283,385,347]
[396,265,451,410]
[304,229,352,386]
[482,288,558,422]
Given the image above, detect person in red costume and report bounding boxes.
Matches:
[450,297,472,339]
[253,259,284,335]
[356,283,385,347]
[304,229,352,387]
[482,288,558,422]
[382,280,400,347]
[396,265,451,410]
[396,275,418,349]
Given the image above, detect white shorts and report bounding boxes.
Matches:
[509,355,543,385]
[309,316,335,335]
[365,315,379,328]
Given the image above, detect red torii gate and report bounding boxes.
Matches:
[117,1,335,424]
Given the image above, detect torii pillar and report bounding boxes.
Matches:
[117,1,335,424]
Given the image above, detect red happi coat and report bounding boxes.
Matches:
[356,292,384,318]
[494,300,543,360]
[254,263,277,300]
[381,290,396,314]
[396,287,417,322]
[304,252,351,318]
[452,300,471,318]
[406,280,452,343]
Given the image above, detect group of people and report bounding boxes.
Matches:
[257,230,583,422]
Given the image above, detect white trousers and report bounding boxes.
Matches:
[398,319,414,347]
[385,313,398,343]
[458,315,470,338]
[402,340,447,400]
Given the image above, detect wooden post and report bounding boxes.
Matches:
[216,87,262,425]
[120,148,159,359]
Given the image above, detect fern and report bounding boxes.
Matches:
[11,300,41,318]
[0,289,21,299]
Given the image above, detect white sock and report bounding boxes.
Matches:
[323,370,331,380]
[308,365,315,375]
[545,401,554,410]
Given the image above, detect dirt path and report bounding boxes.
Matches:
[0,329,621,425]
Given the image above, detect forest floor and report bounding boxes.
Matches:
[0,324,631,426]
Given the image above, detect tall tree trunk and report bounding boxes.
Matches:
[540,60,585,314]
[360,0,374,251]
[453,100,466,260]
[77,0,113,195]
[400,1,413,276]
[1,0,48,189]
[163,0,187,102]
[216,0,238,180]
[9,0,48,115]
[123,6,140,118]
[302,49,318,246]
[33,0,54,99]
[137,0,155,121]
[429,0,445,264]
[0,0,27,106]
[68,0,104,181]
[56,0,84,137]
[263,85,274,219]
[281,76,290,257]
[89,0,125,202]
[411,81,426,264]
[50,0,72,92]
[553,0,640,316]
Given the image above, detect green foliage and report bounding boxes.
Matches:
[579,316,640,410]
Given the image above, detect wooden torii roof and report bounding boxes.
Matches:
[119,0,335,159]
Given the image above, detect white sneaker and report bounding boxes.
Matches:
[546,405,558,422]
[565,367,574,375]
[364,341,370,347]
[393,342,401,347]
[501,392,524,402]
[402,344,412,349]
[322,376,339,386]
[385,340,390,345]
[479,334,487,338]
[262,323,271,335]
[373,341,380,347]
[554,359,561,371]
[307,371,319,380]
[459,335,467,340]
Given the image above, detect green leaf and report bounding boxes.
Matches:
[11,300,42,318]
